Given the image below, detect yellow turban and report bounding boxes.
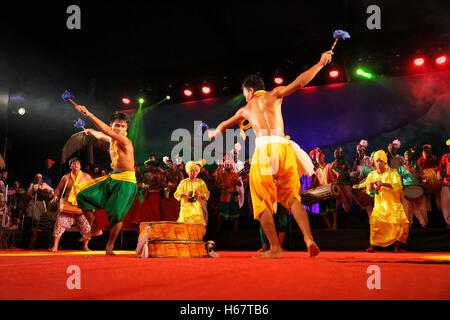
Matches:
[447,139,450,146]
[373,150,388,165]
[185,161,200,174]
[196,159,206,167]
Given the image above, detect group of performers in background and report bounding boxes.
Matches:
[308,138,450,252]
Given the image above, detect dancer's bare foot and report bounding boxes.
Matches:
[394,244,407,253]
[252,249,283,259]
[105,244,115,256]
[82,247,91,252]
[48,247,58,252]
[79,228,103,242]
[366,246,375,253]
[257,244,268,253]
[306,240,320,258]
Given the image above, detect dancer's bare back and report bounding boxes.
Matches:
[209,50,333,139]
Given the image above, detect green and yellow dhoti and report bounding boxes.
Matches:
[77,171,138,226]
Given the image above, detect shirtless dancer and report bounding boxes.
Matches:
[209,50,333,258]
[74,107,138,255]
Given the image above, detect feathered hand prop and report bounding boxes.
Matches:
[73,118,86,130]
[61,131,109,164]
[62,90,77,106]
[197,122,209,136]
[331,30,350,51]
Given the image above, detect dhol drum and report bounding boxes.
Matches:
[301,184,341,206]
[140,221,206,241]
[422,169,442,194]
[148,240,208,258]
[403,185,425,200]
[356,189,374,208]
[59,199,83,215]
[350,171,360,186]
[352,178,373,208]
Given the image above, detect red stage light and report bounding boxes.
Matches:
[329,70,339,78]
[184,89,193,97]
[413,57,425,66]
[436,55,447,65]
[274,77,284,85]
[201,86,211,95]
[121,98,131,105]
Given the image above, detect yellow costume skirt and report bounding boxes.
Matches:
[250,136,313,219]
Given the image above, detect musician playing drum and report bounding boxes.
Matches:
[397,151,428,228]
[49,158,93,252]
[315,151,339,230]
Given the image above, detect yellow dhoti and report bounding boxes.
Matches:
[250,136,314,219]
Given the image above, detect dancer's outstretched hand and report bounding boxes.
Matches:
[318,50,333,67]
[84,128,95,136]
[75,104,91,117]
[208,129,218,140]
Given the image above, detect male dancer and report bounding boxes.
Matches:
[74,106,138,255]
[49,158,92,252]
[209,50,333,258]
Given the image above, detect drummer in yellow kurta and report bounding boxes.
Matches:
[366,150,409,252]
[174,161,210,226]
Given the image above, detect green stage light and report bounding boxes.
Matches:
[138,98,145,104]
[356,68,373,79]
[166,95,171,100]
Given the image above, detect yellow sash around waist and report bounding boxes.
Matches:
[78,171,137,191]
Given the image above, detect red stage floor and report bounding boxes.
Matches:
[0,250,449,300]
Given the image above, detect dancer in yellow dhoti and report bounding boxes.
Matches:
[365,150,409,252]
[209,49,334,258]
[174,161,210,226]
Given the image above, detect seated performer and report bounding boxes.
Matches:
[74,107,138,255]
[209,50,333,258]
[49,158,92,252]
[366,150,409,253]
[174,161,210,226]
[397,150,428,228]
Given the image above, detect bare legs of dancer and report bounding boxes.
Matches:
[105,222,122,256]
[254,198,319,259]
[49,237,90,252]
[79,210,103,241]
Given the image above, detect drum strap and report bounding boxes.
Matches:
[58,178,70,214]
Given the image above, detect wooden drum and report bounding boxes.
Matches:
[148,240,208,258]
[403,185,424,200]
[59,199,83,215]
[422,169,442,194]
[301,184,341,206]
[356,189,374,208]
[140,221,206,241]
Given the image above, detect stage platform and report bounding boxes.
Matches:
[0,250,448,300]
[1,226,449,252]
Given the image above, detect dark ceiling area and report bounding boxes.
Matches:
[2,1,449,105]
